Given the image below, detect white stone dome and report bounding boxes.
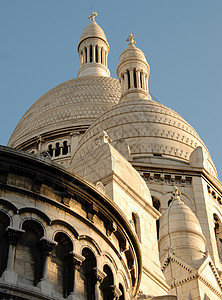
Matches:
[159,188,206,267]
[8,76,120,148]
[73,98,217,178]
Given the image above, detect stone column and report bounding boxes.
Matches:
[141,73,146,90]
[102,48,105,65]
[98,46,101,63]
[83,48,87,64]
[130,69,134,88]
[94,268,106,300]
[92,45,96,62]
[120,76,124,94]
[123,72,128,91]
[3,227,24,284]
[36,238,57,296]
[80,52,83,65]
[105,52,108,67]
[87,46,90,63]
[67,253,85,300]
[136,69,141,88]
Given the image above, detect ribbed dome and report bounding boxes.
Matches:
[8,76,121,148]
[73,99,217,178]
[78,21,107,48]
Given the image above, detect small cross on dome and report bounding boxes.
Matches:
[126,33,136,45]
[89,10,98,22]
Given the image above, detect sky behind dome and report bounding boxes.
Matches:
[0,0,222,180]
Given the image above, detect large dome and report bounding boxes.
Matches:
[8,76,120,148]
[73,98,217,178]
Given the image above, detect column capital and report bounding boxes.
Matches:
[111,284,122,299]
[6,227,24,245]
[93,267,107,283]
[71,252,85,268]
[37,238,57,255]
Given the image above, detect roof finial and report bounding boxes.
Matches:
[126,33,136,45]
[171,184,181,202]
[89,10,98,22]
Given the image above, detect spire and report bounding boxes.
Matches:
[117,34,151,102]
[77,12,110,77]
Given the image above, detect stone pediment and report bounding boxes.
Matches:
[161,252,222,298]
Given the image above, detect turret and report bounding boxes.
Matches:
[116,33,151,102]
[77,11,110,77]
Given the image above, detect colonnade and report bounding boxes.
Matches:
[120,68,148,93]
[80,45,108,66]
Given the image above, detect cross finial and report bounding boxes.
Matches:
[89,10,98,22]
[171,184,181,201]
[126,33,136,45]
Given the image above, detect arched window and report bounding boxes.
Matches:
[62,141,68,155]
[81,248,97,300]
[48,144,53,157]
[213,214,222,261]
[132,212,141,242]
[152,196,161,240]
[15,220,44,285]
[55,142,60,157]
[85,47,88,63]
[49,232,74,297]
[0,212,10,276]
[119,283,125,300]
[101,265,114,300]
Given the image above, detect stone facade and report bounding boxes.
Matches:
[1,11,222,300]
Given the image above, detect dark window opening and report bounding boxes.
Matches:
[133,69,137,88]
[48,144,53,157]
[0,212,10,277]
[101,265,114,300]
[95,46,98,62]
[62,141,68,155]
[81,248,97,300]
[85,47,87,63]
[90,45,93,63]
[119,283,125,300]
[152,197,161,240]
[127,70,130,89]
[55,143,60,157]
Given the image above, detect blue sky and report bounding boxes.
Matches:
[0,0,222,180]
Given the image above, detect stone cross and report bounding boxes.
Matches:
[89,10,98,22]
[127,33,136,45]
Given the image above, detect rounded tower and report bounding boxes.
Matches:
[117,33,151,102]
[77,11,110,77]
[159,186,206,267]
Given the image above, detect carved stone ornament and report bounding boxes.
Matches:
[106,221,117,236]
[71,252,85,268]
[111,284,122,299]
[93,267,107,283]
[37,238,57,255]
[6,227,24,245]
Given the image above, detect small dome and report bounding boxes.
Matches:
[159,186,206,267]
[78,19,108,49]
[8,76,120,148]
[118,34,149,68]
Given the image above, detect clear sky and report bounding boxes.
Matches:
[0,0,222,180]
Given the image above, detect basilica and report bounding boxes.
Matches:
[0,11,222,300]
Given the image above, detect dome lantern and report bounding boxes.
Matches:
[117,34,151,102]
[77,11,110,77]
